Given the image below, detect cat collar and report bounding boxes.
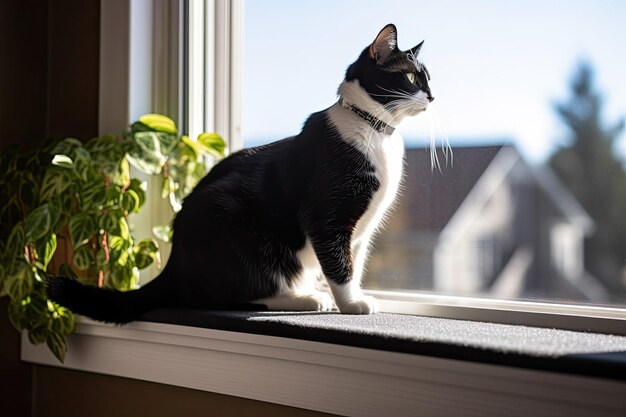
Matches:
[338,97,396,135]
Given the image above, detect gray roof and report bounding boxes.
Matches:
[400,145,504,231]
[399,144,594,233]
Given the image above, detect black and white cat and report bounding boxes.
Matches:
[48,24,434,323]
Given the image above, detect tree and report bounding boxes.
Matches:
[549,62,626,298]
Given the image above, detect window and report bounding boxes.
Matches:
[242,0,626,313]
[20,4,626,416]
[182,0,243,147]
[550,222,584,280]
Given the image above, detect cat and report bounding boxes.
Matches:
[47,24,434,323]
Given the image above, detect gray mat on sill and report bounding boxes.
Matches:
[140,309,626,381]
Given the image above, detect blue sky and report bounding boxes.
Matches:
[242,0,626,162]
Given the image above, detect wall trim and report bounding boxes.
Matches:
[21,319,626,417]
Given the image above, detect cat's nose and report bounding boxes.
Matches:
[428,95,435,103]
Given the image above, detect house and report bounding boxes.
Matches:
[365,144,608,302]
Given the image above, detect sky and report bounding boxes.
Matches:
[242,0,626,163]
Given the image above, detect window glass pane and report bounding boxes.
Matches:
[243,0,626,307]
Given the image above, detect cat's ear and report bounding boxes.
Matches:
[409,40,425,57]
[369,24,398,64]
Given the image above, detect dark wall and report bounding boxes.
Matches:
[1,1,100,416]
[0,0,49,148]
[0,297,32,417]
[0,0,100,150]
[46,0,100,140]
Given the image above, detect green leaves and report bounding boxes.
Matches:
[72,245,93,271]
[6,222,26,259]
[127,117,179,175]
[127,179,146,208]
[0,143,79,363]
[121,189,141,214]
[163,131,223,212]
[46,330,68,363]
[126,115,225,213]
[86,135,126,177]
[44,296,76,362]
[139,114,177,135]
[7,284,75,363]
[39,167,74,202]
[51,138,83,156]
[69,213,97,249]
[35,233,57,270]
[3,260,34,301]
[24,204,57,241]
[197,132,227,158]
[127,130,179,175]
[7,297,27,332]
[133,238,160,269]
[73,148,92,182]
[51,154,74,169]
[0,112,221,363]
[80,181,107,211]
[152,225,173,243]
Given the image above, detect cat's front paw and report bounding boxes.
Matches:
[305,291,335,312]
[258,291,335,312]
[337,296,379,314]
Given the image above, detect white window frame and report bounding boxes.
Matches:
[21,2,626,415]
[97,0,626,337]
[370,290,626,335]
[184,0,243,150]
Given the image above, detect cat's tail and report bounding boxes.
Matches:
[46,272,174,324]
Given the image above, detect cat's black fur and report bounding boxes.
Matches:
[347,40,433,106]
[47,24,433,323]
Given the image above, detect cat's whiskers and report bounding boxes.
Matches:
[371,85,452,171]
[425,107,441,172]
[375,87,430,117]
[381,100,422,128]
[373,86,420,100]
[429,104,453,167]
[420,105,453,171]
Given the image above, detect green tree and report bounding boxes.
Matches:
[549,62,626,298]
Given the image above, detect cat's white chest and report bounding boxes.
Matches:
[291,129,403,294]
[352,132,404,242]
[326,103,404,243]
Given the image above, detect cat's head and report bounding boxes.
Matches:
[344,24,433,117]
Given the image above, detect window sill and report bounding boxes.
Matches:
[370,290,626,335]
[21,310,626,416]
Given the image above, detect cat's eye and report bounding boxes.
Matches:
[406,72,417,84]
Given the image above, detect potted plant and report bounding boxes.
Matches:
[0,114,225,362]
